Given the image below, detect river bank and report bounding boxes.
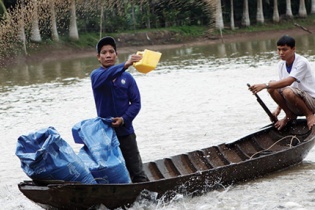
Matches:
[3,23,315,67]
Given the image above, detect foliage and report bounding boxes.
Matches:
[0,0,315,60]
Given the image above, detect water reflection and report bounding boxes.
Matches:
[1,33,315,91]
[158,39,279,71]
[0,57,97,90]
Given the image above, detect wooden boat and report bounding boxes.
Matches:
[18,119,315,210]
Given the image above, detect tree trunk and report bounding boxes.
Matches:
[99,1,104,39]
[69,0,79,40]
[215,0,224,29]
[286,0,293,18]
[49,0,59,42]
[146,9,151,29]
[30,0,42,42]
[256,0,264,24]
[130,0,136,30]
[298,0,307,18]
[273,0,280,22]
[138,0,151,29]
[312,0,315,14]
[0,0,8,19]
[17,0,27,55]
[230,0,235,30]
[242,0,250,27]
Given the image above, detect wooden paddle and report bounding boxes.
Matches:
[247,83,278,123]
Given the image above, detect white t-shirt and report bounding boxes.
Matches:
[278,53,315,98]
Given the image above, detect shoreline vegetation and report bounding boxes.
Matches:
[3,17,315,68]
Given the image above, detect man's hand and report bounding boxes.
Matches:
[248,83,267,94]
[124,54,143,69]
[112,117,124,127]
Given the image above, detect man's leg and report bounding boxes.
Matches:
[283,87,315,130]
[268,87,297,130]
[269,87,315,130]
[118,134,149,183]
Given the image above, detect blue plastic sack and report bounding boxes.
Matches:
[16,126,96,184]
[72,117,131,184]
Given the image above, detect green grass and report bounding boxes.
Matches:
[166,26,208,36]
[59,26,210,49]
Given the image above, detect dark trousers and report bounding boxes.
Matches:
[117,133,149,183]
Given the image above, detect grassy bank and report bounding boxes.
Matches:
[61,15,315,50]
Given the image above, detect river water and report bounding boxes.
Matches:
[1,34,315,210]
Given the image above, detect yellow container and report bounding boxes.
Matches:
[133,49,162,73]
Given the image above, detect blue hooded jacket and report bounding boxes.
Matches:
[90,63,141,136]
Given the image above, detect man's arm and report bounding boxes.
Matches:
[267,77,296,89]
[92,54,143,89]
[91,63,126,89]
[249,77,296,94]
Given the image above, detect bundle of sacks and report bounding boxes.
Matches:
[16,117,131,184]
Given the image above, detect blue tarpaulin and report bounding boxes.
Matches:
[16,127,96,184]
[72,117,131,183]
[72,117,131,184]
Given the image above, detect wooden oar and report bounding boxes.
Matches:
[247,83,278,123]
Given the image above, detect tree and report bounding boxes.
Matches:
[98,0,114,38]
[203,0,217,31]
[256,0,264,24]
[230,0,235,30]
[18,0,27,55]
[273,0,279,23]
[215,0,224,29]
[130,0,136,30]
[49,0,59,41]
[69,0,79,40]
[99,0,104,39]
[312,0,315,14]
[0,0,8,19]
[30,0,42,42]
[298,0,307,18]
[286,0,293,18]
[141,0,151,29]
[242,0,250,27]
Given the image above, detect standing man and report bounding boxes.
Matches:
[90,36,149,183]
[249,35,315,130]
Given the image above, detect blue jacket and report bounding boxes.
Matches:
[90,63,141,136]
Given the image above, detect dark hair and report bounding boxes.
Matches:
[276,35,295,48]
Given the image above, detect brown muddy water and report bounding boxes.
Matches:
[1,34,315,210]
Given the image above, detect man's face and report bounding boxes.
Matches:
[97,45,117,68]
[277,44,295,61]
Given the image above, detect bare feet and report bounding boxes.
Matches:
[274,115,296,130]
[306,114,315,130]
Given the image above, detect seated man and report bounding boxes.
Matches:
[249,35,315,130]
